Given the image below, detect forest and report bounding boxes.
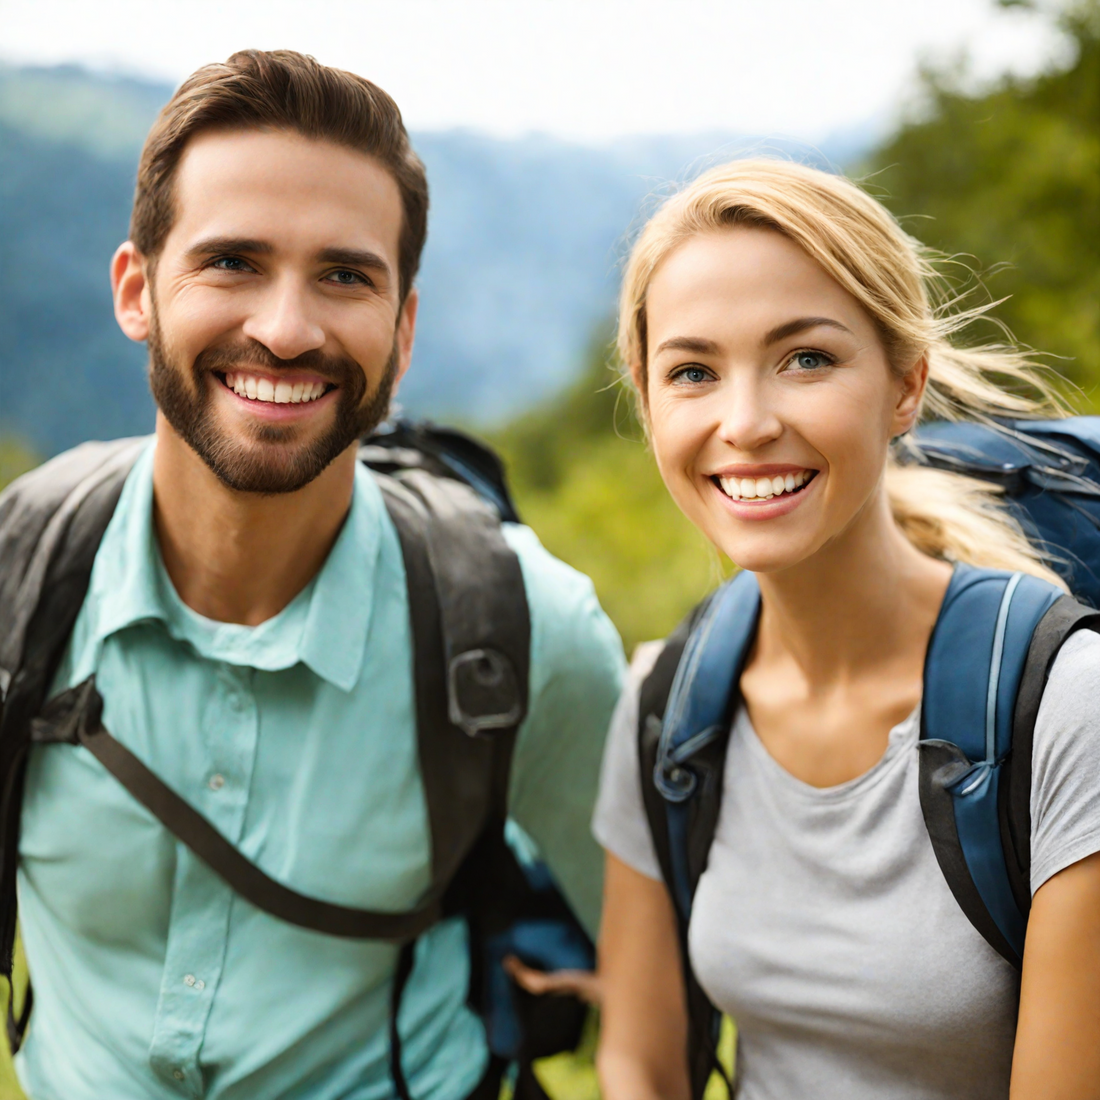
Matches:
[490,0,1099,654]
[0,1,1096,1095]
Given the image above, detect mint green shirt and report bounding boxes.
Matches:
[16,442,624,1100]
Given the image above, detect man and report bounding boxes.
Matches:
[2,50,623,1099]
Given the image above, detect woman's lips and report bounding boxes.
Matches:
[710,468,820,519]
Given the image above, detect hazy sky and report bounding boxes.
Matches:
[0,0,1067,141]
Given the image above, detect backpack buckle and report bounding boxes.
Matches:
[448,648,523,737]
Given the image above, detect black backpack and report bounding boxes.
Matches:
[637,417,1100,1099]
[0,420,593,1100]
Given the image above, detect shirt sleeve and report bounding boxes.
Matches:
[503,524,626,939]
[591,641,664,882]
[1030,628,1100,894]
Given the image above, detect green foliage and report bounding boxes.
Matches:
[0,437,39,493]
[490,336,728,653]
[863,0,1100,396]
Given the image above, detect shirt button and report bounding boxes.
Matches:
[173,1069,185,1080]
[195,979,206,991]
[184,974,196,987]
[208,774,226,791]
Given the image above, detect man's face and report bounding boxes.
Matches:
[138,128,415,494]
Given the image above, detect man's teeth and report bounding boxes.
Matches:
[718,470,814,501]
[225,372,328,404]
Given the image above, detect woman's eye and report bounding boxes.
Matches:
[787,350,832,371]
[673,365,710,384]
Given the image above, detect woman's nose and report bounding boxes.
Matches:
[715,381,784,453]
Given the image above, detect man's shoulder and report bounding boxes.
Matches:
[1,437,150,503]
[501,522,625,686]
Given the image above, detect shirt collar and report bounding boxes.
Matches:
[86,443,381,693]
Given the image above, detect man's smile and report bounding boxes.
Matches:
[220,370,336,405]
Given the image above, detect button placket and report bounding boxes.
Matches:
[149,666,260,1092]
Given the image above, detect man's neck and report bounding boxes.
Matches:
[151,414,358,626]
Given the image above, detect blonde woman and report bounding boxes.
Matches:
[591,161,1100,1100]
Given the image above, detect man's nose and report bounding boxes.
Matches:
[241,276,326,361]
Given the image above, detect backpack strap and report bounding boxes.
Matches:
[637,570,761,1100]
[24,469,530,940]
[917,565,1096,966]
[374,469,529,895]
[0,434,532,1061]
[0,437,144,1050]
[1004,594,1100,912]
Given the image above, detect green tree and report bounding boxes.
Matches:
[864,0,1099,395]
[0,436,39,493]
[491,334,728,653]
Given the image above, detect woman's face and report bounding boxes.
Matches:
[642,226,924,574]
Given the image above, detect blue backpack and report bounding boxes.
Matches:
[637,418,1100,1099]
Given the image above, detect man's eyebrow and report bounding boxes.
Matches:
[186,237,273,260]
[653,336,722,357]
[317,247,391,276]
[763,316,853,345]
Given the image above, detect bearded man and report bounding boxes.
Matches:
[0,50,623,1100]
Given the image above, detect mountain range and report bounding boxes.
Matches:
[0,63,872,456]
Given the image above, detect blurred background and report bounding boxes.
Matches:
[0,0,1096,1093]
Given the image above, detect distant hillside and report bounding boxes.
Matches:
[0,64,870,457]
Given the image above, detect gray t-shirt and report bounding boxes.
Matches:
[593,630,1100,1099]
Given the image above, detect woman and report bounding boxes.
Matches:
[591,160,1100,1099]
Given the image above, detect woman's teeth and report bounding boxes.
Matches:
[225,372,328,404]
[718,470,814,501]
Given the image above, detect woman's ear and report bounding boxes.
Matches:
[892,353,929,436]
[112,242,152,343]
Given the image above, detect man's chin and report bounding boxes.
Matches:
[186,426,355,495]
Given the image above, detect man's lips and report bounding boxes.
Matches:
[217,369,336,406]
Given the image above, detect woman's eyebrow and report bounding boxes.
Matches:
[763,316,853,345]
[653,335,722,356]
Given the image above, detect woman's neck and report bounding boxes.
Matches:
[753,488,953,690]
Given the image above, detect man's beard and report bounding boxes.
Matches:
[148,311,398,495]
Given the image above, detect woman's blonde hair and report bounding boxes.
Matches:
[618,158,1068,584]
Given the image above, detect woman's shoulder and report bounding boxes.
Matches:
[1030,626,1100,894]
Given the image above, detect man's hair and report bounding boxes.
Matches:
[131,49,428,300]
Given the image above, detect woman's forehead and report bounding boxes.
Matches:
[646,228,872,346]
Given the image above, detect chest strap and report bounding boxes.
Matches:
[33,678,442,942]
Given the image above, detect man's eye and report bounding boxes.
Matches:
[787,350,832,371]
[327,269,368,286]
[211,257,252,272]
[673,365,710,384]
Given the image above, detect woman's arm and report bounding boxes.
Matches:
[1011,850,1100,1100]
[597,852,692,1100]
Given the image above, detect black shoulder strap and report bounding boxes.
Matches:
[1002,595,1100,914]
[374,469,530,892]
[0,438,143,1050]
[32,678,444,940]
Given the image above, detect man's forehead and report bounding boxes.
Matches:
[169,128,404,258]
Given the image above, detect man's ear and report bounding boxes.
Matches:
[112,242,152,342]
[892,352,929,436]
[392,287,419,389]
